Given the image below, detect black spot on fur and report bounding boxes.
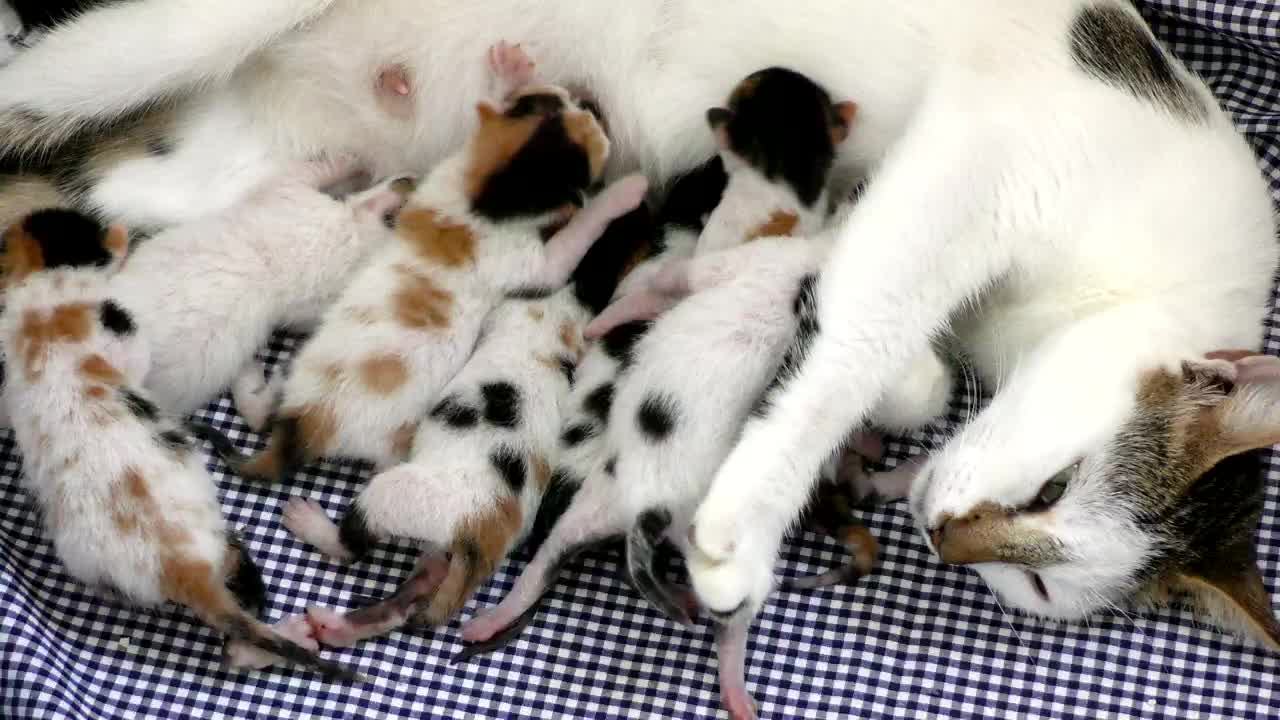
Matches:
[569,204,658,315]
[605,456,618,477]
[583,383,615,424]
[430,396,479,429]
[561,422,596,447]
[557,355,577,385]
[525,469,583,553]
[505,286,557,301]
[657,156,728,234]
[338,507,376,561]
[711,68,844,207]
[471,115,594,222]
[225,533,268,616]
[636,393,677,442]
[602,321,649,368]
[505,93,567,118]
[20,209,114,270]
[98,300,135,336]
[755,273,821,418]
[121,389,158,422]
[481,382,521,429]
[158,428,192,453]
[490,446,527,493]
[1070,5,1205,122]
[9,0,118,30]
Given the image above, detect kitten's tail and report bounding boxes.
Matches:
[187,418,299,484]
[0,0,339,156]
[183,577,365,682]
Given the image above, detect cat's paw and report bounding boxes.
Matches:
[282,497,351,561]
[598,173,649,213]
[272,613,319,651]
[488,40,536,93]
[232,362,278,432]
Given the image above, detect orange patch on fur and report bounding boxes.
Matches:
[839,524,880,577]
[420,496,523,626]
[84,386,109,400]
[391,422,417,460]
[80,354,125,386]
[393,270,454,330]
[531,454,552,492]
[465,113,543,200]
[562,111,609,181]
[398,209,476,268]
[360,353,409,395]
[1,224,45,283]
[747,210,800,241]
[159,556,222,617]
[16,304,94,379]
[298,405,338,456]
[559,321,582,356]
[103,225,128,257]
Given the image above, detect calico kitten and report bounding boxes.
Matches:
[457,157,725,657]
[215,43,643,483]
[0,209,358,680]
[283,289,587,644]
[110,158,412,417]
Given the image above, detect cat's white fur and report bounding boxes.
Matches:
[110,160,409,417]
[0,0,1275,667]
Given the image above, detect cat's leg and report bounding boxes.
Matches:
[686,87,1019,610]
[0,0,340,153]
[535,174,649,286]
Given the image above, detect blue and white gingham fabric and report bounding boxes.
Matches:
[3,3,1279,718]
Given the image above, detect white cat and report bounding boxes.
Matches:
[1,0,1277,698]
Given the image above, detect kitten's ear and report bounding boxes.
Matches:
[706,107,733,150]
[830,101,858,144]
[1171,539,1280,651]
[1191,353,1280,468]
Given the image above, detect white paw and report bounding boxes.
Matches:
[225,640,278,670]
[281,497,346,559]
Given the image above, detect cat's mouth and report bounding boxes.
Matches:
[1028,571,1050,602]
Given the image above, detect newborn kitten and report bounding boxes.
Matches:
[111,157,412,417]
[0,208,357,680]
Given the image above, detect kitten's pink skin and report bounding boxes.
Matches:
[282,497,354,562]
[306,607,363,648]
[717,622,759,720]
[460,611,506,643]
[540,174,648,286]
[488,40,536,99]
[224,614,319,668]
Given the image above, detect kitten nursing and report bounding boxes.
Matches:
[221,46,642,482]
[0,209,357,681]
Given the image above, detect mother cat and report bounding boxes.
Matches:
[1,0,1277,658]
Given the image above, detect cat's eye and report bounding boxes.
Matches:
[1028,462,1077,512]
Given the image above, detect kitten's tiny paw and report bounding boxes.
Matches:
[689,511,739,564]
[723,689,760,720]
[306,606,359,648]
[488,40,535,89]
[459,613,503,643]
[225,640,278,669]
[282,498,345,558]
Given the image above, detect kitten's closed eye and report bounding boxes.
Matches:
[1026,462,1076,512]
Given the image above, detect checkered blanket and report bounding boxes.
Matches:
[3,3,1278,718]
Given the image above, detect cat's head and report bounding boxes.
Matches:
[465,84,610,224]
[706,67,856,208]
[916,353,1280,650]
[1,208,129,288]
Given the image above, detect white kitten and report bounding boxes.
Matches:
[110,159,410,417]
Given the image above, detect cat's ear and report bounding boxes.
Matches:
[1189,353,1280,469]
[1170,538,1280,651]
[830,101,858,144]
[706,107,733,149]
